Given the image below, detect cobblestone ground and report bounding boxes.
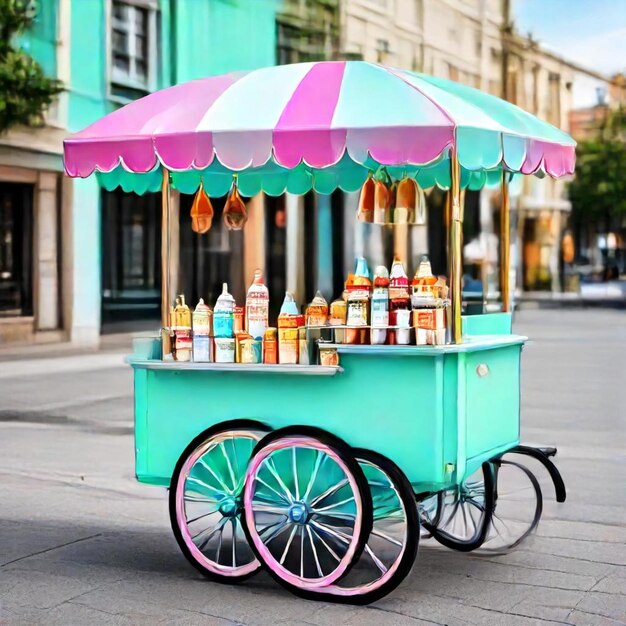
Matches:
[0,308,624,626]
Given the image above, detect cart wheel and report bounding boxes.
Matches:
[417,492,443,539]
[423,462,495,552]
[477,460,543,554]
[242,426,373,595]
[169,420,269,583]
[303,449,419,604]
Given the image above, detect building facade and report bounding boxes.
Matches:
[0,0,279,345]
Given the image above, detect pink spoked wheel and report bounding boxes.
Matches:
[304,448,419,604]
[242,427,373,596]
[169,420,269,583]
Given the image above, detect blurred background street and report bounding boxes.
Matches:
[1,308,625,626]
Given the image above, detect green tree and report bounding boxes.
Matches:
[569,107,626,232]
[0,0,63,133]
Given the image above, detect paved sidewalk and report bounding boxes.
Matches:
[0,309,625,625]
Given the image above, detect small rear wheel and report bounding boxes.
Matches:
[423,462,494,552]
[169,420,269,583]
[242,426,373,595]
[477,459,543,554]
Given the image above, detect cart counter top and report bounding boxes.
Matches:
[127,334,526,373]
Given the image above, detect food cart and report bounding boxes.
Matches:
[63,61,572,604]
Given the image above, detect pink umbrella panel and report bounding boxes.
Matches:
[63,61,576,185]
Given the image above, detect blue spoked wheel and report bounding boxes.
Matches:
[242,427,373,596]
[305,448,419,604]
[169,420,269,582]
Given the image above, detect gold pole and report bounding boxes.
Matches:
[448,151,463,343]
[161,169,171,328]
[500,170,511,312]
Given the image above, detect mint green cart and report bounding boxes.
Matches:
[64,61,572,605]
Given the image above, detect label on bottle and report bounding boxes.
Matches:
[372,294,389,328]
[246,293,269,339]
[214,311,234,338]
[347,300,368,326]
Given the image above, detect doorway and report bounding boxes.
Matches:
[0,183,33,317]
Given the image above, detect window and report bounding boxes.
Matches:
[110,1,157,95]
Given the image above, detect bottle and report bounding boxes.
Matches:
[263,328,278,364]
[245,269,269,339]
[213,283,235,338]
[412,255,437,296]
[346,257,371,344]
[172,295,192,362]
[388,256,410,345]
[278,292,300,364]
[192,298,212,362]
[305,290,329,327]
[370,265,389,345]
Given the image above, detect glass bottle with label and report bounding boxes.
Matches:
[346,257,371,344]
[371,265,389,345]
[213,283,235,338]
[245,269,269,339]
[389,256,410,344]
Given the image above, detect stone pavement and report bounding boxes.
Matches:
[0,309,624,626]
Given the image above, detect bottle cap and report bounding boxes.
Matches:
[280,291,299,315]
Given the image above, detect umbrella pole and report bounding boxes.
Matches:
[500,170,511,312]
[161,169,171,328]
[449,151,463,344]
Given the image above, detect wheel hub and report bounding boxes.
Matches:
[288,501,310,525]
[218,495,240,517]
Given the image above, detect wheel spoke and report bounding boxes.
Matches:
[194,516,228,550]
[259,517,290,545]
[254,475,291,505]
[279,525,298,565]
[306,525,324,577]
[311,519,351,546]
[252,502,289,516]
[299,525,305,578]
[364,543,389,575]
[292,447,300,501]
[302,450,323,502]
[231,518,237,567]
[310,478,349,507]
[186,475,226,497]
[309,525,341,562]
[370,528,403,547]
[186,505,220,525]
[312,495,355,513]
[264,457,295,503]
[197,458,232,495]
[219,442,238,492]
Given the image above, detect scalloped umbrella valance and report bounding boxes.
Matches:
[63,61,576,193]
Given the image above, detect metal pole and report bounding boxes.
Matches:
[500,170,511,312]
[448,151,463,343]
[161,168,171,328]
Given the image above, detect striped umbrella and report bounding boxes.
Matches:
[63,61,575,194]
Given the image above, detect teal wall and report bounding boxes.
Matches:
[21,0,279,130]
[173,0,279,82]
[18,0,58,77]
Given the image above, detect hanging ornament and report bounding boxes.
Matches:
[190,181,214,234]
[223,176,247,231]
[394,177,416,225]
[356,172,375,223]
[373,168,393,224]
